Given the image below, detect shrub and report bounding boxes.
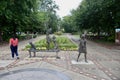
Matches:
[54,31,62,35]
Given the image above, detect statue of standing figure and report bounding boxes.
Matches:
[52,35,60,59]
[46,34,51,50]
[77,34,88,62]
[46,28,52,50]
[52,36,58,50]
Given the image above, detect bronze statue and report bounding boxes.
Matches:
[28,28,60,59]
[46,28,51,50]
[52,35,60,59]
[52,36,58,49]
[29,42,36,57]
[77,35,88,62]
[46,34,51,50]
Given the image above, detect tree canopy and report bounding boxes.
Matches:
[61,0,120,38]
[0,0,59,42]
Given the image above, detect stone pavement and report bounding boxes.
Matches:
[0,34,120,80]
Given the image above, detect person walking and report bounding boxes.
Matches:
[9,35,19,59]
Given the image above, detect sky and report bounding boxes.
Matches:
[53,0,82,18]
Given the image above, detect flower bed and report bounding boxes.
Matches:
[25,37,78,51]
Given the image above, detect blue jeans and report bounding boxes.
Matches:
[10,45,18,58]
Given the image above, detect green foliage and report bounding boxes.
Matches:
[107,35,115,42]
[17,33,37,40]
[61,16,78,33]
[40,0,59,32]
[54,31,62,35]
[61,0,120,42]
[0,0,59,42]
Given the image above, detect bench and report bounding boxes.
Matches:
[28,42,60,59]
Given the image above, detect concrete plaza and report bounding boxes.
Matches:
[0,34,120,80]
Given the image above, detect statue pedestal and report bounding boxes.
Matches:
[71,60,94,65]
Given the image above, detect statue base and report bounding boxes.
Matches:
[71,60,94,65]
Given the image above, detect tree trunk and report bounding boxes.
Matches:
[13,23,17,36]
[97,27,100,39]
[0,29,3,42]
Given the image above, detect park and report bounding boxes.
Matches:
[0,0,120,80]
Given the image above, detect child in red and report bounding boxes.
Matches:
[9,36,19,59]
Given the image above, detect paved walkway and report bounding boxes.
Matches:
[0,34,120,80]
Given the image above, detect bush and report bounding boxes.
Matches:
[18,35,26,40]
[17,33,37,40]
[33,34,37,38]
[107,35,115,42]
[54,31,62,35]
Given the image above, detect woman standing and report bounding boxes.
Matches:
[9,35,19,59]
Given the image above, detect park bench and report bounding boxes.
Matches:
[28,42,60,59]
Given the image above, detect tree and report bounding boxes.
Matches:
[69,0,120,39]
[40,0,59,32]
[0,0,59,42]
[61,15,77,33]
[0,0,39,41]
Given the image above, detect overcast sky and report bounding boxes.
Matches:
[53,0,82,18]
